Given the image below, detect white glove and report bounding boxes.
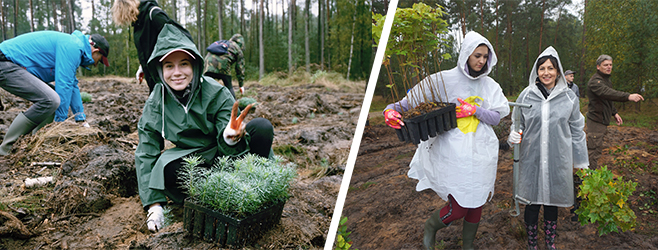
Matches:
[223,124,244,146]
[239,86,245,95]
[136,65,144,83]
[81,122,90,128]
[146,204,164,232]
[507,130,523,146]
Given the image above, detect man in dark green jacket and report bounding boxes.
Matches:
[586,54,644,169]
[135,24,273,232]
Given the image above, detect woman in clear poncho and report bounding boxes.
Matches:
[383,31,510,250]
[507,46,588,250]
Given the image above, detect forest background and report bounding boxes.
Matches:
[373,0,658,107]
[0,0,373,82]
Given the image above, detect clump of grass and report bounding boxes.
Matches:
[180,154,297,219]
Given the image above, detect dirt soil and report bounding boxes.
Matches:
[0,77,364,250]
[344,117,658,250]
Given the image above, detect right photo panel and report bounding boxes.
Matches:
[338,0,658,249]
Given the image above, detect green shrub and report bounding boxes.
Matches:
[81,92,92,103]
[180,154,297,219]
[576,166,637,235]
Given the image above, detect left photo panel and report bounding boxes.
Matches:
[0,0,373,249]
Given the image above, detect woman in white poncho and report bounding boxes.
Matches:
[383,31,509,250]
[507,47,588,250]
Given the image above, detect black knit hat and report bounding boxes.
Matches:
[90,34,110,67]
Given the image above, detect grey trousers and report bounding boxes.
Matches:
[0,60,60,123]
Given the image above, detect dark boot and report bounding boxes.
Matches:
[0,112,37,155]
[525,223,538,250]
[423,210,449,250]
[544,220,557,250]
[462,221,479,250]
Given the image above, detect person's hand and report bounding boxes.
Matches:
[628,93,644,102]
[507,130,523,146]
[223,101,253,145]
[455,98,477,118]
[614,113,623,126]
[146,204,164,232]
[384,109,404,129]
[136,65,144,84]
[239,86,245,95]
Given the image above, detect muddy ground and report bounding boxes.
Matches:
[0,76,365,250]
[344,111,658,250]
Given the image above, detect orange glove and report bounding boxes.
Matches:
[455,98,477,118]
[384,109,404,129]
[223,101,253,145]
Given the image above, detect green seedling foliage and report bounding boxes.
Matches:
[575,166,638,235]
[181,154,296,219]
[335,216,358,250]
[80,92,92,103]
[238,97,258,110]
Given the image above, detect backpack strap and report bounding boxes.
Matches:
[149,6,162,21]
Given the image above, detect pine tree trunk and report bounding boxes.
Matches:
[240,0,245,35]
[304,0,309,73]
[197,0,202,52]
[218,0,223,40]
[346,0,357,80]
[259,0,264,79]
[29,0,33,32]
[13,0,17,37]
[579,0,588,85]
[172,0,177,22]
[67,0,74,32]
[319,0,324,70]
[0,0,5,41]
[288,0,294,76]
[51,0,57,31]
[539,0,545,51]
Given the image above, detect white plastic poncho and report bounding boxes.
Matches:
[512,46,589,207]
[406,31,510,208]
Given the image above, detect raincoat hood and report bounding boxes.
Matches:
[458,31,497,80]
[230,34,245,50]
[527,46,568,99]
[147,24,204,90]
[74,31,96,67]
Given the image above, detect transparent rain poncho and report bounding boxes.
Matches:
[511,46,589,207]
[406,32,510,208]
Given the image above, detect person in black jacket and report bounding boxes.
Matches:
[112,0,194,94]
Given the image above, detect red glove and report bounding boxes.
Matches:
[455,98,477,118]
[384,109,404,129]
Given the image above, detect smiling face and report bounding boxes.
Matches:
[162,51,194,91]
[537,59,559,89]
[597,59,613,75]
[467,45,489,72]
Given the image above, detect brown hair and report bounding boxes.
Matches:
[112,0,140,26]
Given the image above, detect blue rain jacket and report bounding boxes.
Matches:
[0,30,95,121]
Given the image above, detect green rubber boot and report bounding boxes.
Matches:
[423,210,449,250]
[462,221,479,250]
[0,112,37,155]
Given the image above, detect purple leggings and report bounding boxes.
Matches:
[439,195,483,224]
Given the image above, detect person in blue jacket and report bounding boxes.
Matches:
[0,30,109,155]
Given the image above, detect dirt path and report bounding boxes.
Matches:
[0,77,364,249]
[344,123,658,250]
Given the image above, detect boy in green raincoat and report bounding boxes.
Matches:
[135,24,274,232]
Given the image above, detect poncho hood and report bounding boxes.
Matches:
[528,46,567,89]
[458,31,497,80]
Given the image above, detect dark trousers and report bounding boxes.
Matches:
[163,118,274,204]
[586,120,607,170]
[525,204,558,224]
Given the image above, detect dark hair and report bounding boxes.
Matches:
[536,55,561,75]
